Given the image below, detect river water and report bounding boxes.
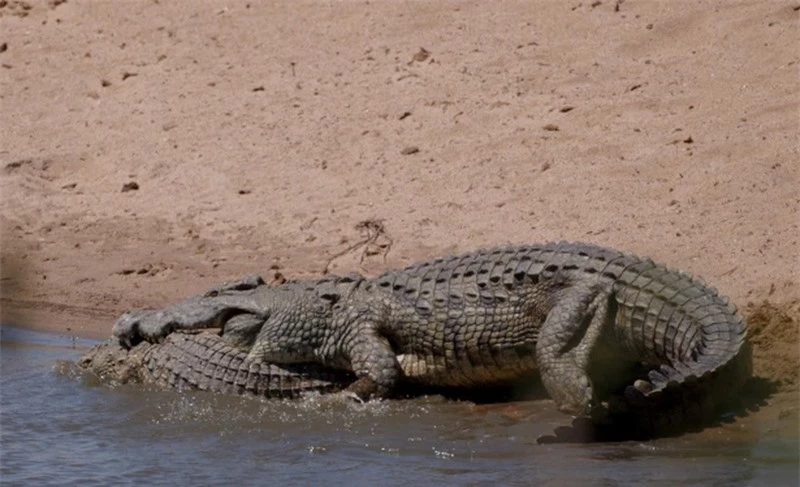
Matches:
[1,325,797,486]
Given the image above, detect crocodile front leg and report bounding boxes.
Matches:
[247,304,402,400]
[536,280,614,416]
[341,325,401,399]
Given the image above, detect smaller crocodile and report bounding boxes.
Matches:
[80,325,528,401]
[80,326,354,398]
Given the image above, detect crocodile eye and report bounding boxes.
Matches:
[321,293,340,304]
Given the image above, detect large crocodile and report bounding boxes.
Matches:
[80,327,353,398]
[112,241,752,434]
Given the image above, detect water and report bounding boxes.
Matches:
[1,325,797,486]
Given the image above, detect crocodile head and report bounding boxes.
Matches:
[78,339,146,384]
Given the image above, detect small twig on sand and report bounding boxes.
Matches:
[323,219,392,275]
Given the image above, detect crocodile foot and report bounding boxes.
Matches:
[344,376,382,401]
[336,390,367,404]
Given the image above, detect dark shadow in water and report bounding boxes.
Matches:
[394,372,549,404]
[537,376,779,444]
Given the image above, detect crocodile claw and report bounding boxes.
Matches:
[338,390,366,404]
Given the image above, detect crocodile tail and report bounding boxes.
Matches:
[617,347,752,438]
[610,262,752,437]
[649,287,750,390]
[592,345,752,440]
